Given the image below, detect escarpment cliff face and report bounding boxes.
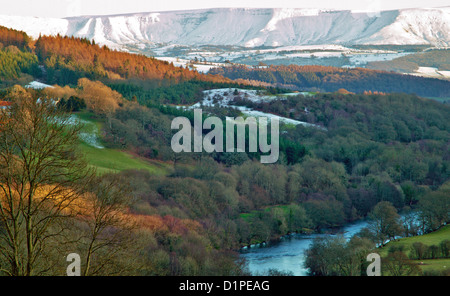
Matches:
[1,7,449,49]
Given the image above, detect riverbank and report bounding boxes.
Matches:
[376,224,450,275]
[239,218,369,251]
[240,219,370,276]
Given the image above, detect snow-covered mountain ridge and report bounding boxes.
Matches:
[0,7,449,48]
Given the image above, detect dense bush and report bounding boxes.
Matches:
[409,240,450,260]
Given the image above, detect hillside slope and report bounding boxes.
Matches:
[0,7,449,49]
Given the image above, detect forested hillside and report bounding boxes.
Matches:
[0,25,449,276]
[210,64,450,97]
[367,49,450,73]
[0,25,231,87]
[33,35,230,85]
[0,26,32,50]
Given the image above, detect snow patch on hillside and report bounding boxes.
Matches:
[68,115,104,149]
[409,66,450,79]
[261,8,321,32]
[363,7,450,46]
[154,57,226,73]
[189,88,324,129]
[25,81,54,90]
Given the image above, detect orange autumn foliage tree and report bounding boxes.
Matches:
[0,26,32,50]
[132,214,202,235]
[41,84,78,100]
[77,78,123,122]
[42,78,125,122]
[34,34,230,84]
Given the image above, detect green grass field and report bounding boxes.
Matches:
[74,111,172,176]
[378,225,450,274]
[80,143,172,175]
[379,225,450,256]
[414,258,450,273]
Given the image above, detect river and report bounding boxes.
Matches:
[240,219,370,276]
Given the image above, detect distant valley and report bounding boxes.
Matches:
[0,7,449,78]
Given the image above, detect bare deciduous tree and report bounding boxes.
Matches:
[382,251,421,276]
[77,174,138,276]
[0,91,92,275]
[0,89,142,276]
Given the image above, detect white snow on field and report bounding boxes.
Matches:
[25,81,54,89]
[347,52,412,66]
[295,51,343,58]
[78,131,104,149]
[68,115,104,149]
[417,67,439,74]
[437,71,450,78]
[155,57,226,73]
[191,88,286,109]
[237,109,320,128]
[160,45,415,68]
[188,88,324,129]
[255,45,352,53]
[408,67,450,79]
